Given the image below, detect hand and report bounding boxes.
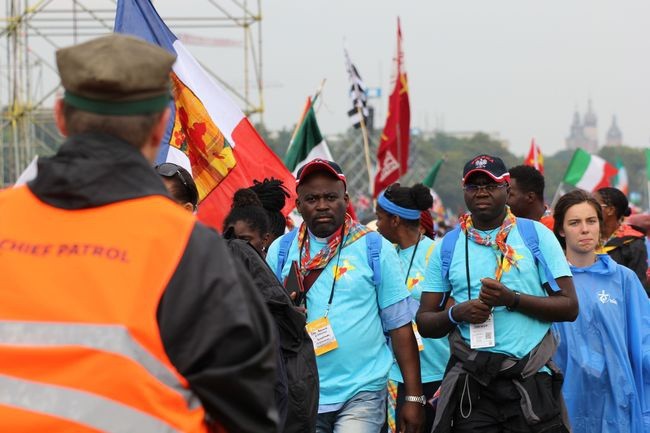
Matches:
[289,292,307,315]
[452,299,491,324]
[399,400,424,433]
[479,278,515,308]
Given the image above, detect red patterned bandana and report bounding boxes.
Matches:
[297,214,370,276]
[459,207,520,280]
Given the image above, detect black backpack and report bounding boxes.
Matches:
[225,239,318,433]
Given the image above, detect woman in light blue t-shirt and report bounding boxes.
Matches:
[375,183,451,433]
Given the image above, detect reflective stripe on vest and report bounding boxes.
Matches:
[0,321,200,410]
[0,374,181,433]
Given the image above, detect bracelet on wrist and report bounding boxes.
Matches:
[404,395,426,406]
[448,304,460,325]
[506,290,521,311]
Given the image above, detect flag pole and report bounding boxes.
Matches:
[287,79,327,155]
[356,105,374,196]
[342,44,373,195]
[643,148,650,210]
[312,78,327,104]
[550,182,565,209]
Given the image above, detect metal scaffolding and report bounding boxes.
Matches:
[0,0,264,186]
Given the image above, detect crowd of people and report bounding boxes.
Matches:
[1,34,649,433]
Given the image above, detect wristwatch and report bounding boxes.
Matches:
[404,395,426,406]
[507,290,521,311]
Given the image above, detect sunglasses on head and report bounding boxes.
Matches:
[384,183,398,199]
[155,163,198,205]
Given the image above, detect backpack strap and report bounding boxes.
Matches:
[516,218,561,292]
[275,228,298,281]
[365,231,382,287]
[440,227,461,282]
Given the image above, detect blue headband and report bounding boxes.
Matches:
[377,191,422,220]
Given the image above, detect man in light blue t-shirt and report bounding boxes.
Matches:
[267,159,424,433]
[416,154,578,433]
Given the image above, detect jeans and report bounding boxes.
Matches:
[316,389,387,433]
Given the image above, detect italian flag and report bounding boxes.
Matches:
[563,149,618,192]
[284,97,334,176]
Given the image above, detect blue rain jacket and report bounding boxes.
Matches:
[553,254,650,433]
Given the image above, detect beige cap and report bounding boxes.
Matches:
[56,33,176,115]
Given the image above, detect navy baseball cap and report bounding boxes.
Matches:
[462,155,510,184]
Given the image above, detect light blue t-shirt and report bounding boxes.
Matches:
[267,230,411,407]
[421,220,571,358]
[389,236,450,383]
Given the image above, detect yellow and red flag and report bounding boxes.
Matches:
[115,0,296,230]
[524,138,544,174]
[374,18,410,197]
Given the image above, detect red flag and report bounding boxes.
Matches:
[373,18,410,197]
[523,138,544,174]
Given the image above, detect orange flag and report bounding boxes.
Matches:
[524,138,544,174]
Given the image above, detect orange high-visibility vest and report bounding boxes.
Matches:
[0,186,210,433]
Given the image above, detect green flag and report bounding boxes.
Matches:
[422,159,443,188]
[283,98,333,175]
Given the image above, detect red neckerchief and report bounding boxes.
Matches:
[296,214,369,277]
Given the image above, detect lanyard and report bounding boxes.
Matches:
[299,225,346,318]
[464,230,506,300]
[403,235,422,285]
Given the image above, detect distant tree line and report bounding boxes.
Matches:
[259,123,649,215]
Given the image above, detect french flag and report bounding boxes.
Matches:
[114,0,296,230]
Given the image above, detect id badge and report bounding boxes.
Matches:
[412,322,424,352]
[469,314,495,349]
[305,317,338,356]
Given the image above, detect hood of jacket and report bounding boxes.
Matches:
[28,132,171,209]
[569,254,617,276]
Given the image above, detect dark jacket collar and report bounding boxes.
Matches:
[28,132,171,209]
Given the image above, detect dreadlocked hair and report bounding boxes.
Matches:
[250,178,290,238]
[232,188,263,208]
[223,189,270,236]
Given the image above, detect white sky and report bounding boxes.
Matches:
[259,0,650,156]
[3,0,650,157]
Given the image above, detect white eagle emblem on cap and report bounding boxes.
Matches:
[475,158,488,168]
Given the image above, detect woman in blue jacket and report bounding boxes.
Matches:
[552,189,650,433]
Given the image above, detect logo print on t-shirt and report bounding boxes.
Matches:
[407,271,424,290]
[501,250,524,274]
[333,259,355,281]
